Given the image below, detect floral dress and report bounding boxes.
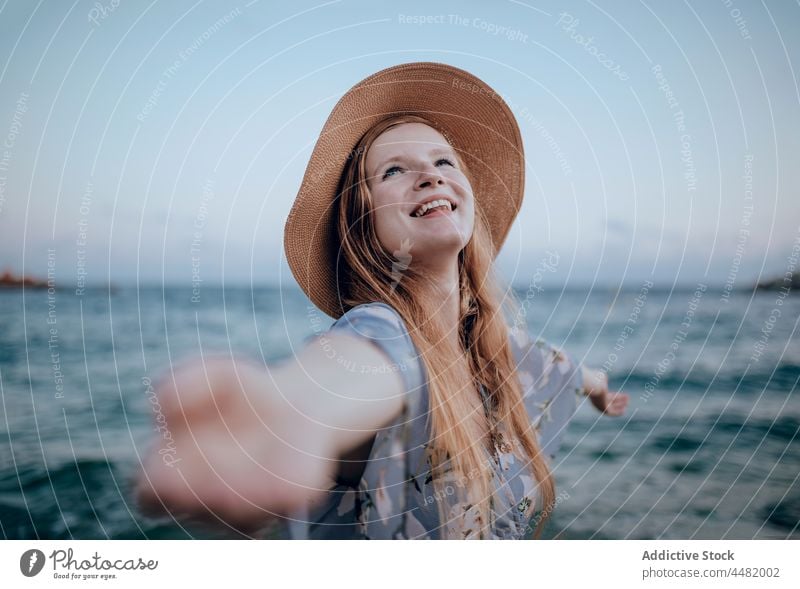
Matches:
[285,302,585,540]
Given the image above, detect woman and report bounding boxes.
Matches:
[136,62,628,539]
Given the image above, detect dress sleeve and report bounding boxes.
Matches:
[508,326,585,461]
[327,302,426,398]
[319,302,430,539]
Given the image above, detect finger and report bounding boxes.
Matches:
[137,435,280,529]
[600,393,622,416]
[156,356,247,423]
[135,450,195,518]
[152,361,217,424]
[609,395,629,416]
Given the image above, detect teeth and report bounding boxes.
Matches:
[413,198,453,217]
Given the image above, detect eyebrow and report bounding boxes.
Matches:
[372,146,455,175]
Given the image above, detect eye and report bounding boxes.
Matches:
[382,165,403,180]
[436,158,455,167]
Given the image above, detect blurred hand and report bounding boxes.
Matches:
[135,356,336,531]
[581,366,629,417]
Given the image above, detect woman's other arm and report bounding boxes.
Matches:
[135,331,405,529]
[580,366,629,416]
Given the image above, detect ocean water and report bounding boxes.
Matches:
[0,285,797,539]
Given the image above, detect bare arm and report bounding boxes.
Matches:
[135,331,405,529]
[580,365,629,416]
[279,332,406,451]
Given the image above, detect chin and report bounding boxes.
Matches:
[413,234,465,255]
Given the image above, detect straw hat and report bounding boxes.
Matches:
[284,61,524,319]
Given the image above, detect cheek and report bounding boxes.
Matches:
[371,206,404,253]
[449,169,474,196]
[464,202,476,225]
[369,185,409,249]
[463,205,476,237]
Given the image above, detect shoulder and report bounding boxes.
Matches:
[331,302,411,339]
[335,302,405,327]
[330,302,425,395]
[329,302,415,355]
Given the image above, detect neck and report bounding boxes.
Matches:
[417,255,462,350]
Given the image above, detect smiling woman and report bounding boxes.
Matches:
[135,62,628,540]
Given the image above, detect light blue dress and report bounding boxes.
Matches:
[287,302,584,539]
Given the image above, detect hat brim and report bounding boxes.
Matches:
[284,62,524,319]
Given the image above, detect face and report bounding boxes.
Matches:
[364,123,475,266]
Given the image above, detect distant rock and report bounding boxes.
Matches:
[0,269,48,289]
[755,271,799,292]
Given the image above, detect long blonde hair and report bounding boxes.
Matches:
[335,114,555,538]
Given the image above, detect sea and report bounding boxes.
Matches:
[0,285,797,539]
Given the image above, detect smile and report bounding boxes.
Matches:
[411,198,457,218]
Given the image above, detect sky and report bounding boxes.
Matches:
[0,0,798,290]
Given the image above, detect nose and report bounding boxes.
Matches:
[414,165,445,190]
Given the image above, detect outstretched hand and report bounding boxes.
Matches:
[135,357,336,531]
[581,366,629,416]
